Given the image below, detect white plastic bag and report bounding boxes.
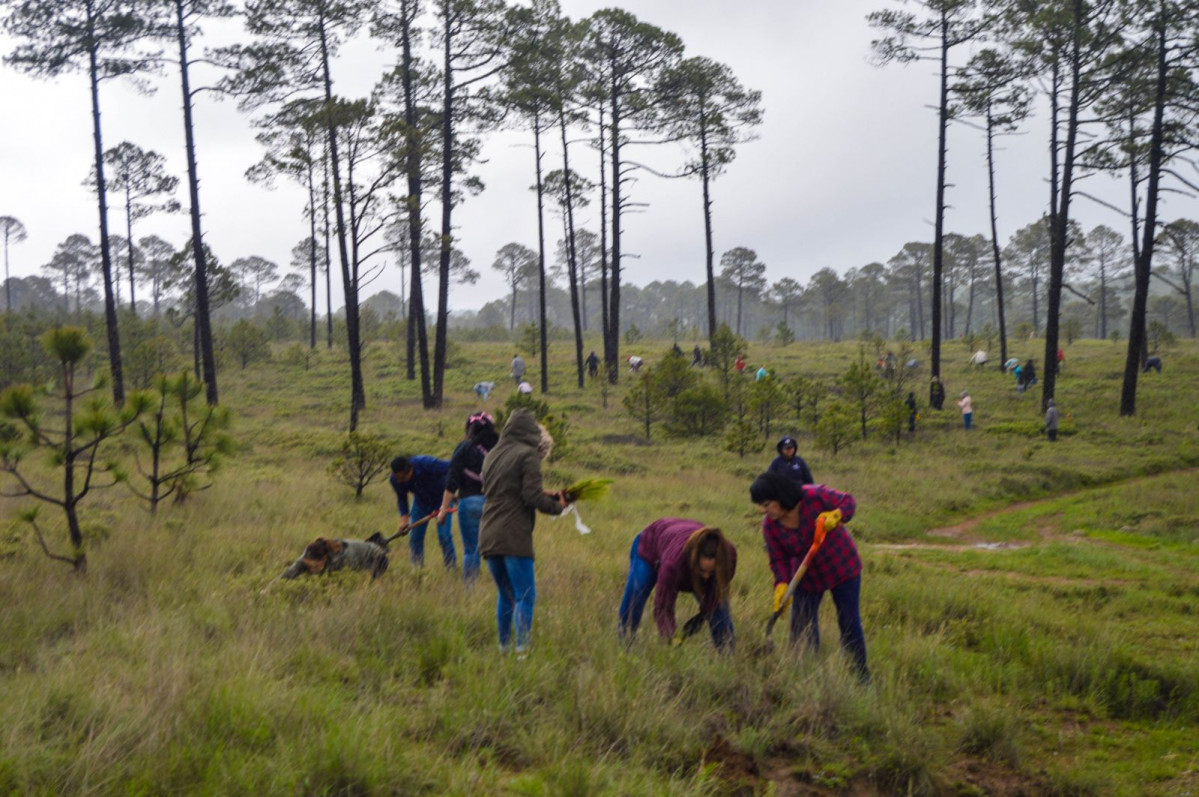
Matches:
[555,503,592,535]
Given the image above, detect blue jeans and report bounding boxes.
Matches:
[963,412,973,430]
[618,534,734,650]
[791,575,869,680]
[486,555,536,651]
[456,495,484,583]
[408,498,455,568]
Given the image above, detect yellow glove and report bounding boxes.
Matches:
[670,634,683,647]
[773,582,792,613]
[816,509,842,535]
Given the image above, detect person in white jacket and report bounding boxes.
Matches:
[957,390,973,430]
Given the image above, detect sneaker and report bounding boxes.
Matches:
[515,645,528,661]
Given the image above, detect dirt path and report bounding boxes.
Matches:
[873,467,1199,553]
[924,498,1046,540]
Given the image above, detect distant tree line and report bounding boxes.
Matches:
[869,0,1199,416]
[1,0,764,429]
[5,0,1197,423]
[456,216,1191,347]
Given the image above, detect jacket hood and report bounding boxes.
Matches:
[776,436,797,454]
[501,407,543,448]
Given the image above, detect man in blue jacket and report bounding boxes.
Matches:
[390,455,453,568]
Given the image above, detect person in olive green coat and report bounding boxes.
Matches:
[479,408,566,654]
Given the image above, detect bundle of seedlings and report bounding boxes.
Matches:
[558,478,613,535]
[563,477,614,504]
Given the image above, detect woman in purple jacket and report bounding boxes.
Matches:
[618,519,737,650]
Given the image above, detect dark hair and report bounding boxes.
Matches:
[750,471,802,510]
[465,410,494,435]
[682,526,734,610]
[390,456,411,474]
[469,418,499,450]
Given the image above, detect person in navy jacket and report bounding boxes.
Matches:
[768,436,814,486]
[390,455,453,568]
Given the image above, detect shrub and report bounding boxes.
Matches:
[666,383,727,437]
[815,400,856,455]
[222,320,271,370]
[328,432,392,499]
[723,417,761,458]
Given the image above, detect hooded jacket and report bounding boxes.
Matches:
[479,408,563,559]
[768,436,814,485]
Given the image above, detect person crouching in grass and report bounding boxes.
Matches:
[279,536,389,581]
[618,520,737,650]
[750,471,869,682]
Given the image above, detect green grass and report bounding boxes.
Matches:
[1,334,1197,794]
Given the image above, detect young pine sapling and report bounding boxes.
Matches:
[130,371,232,513]
[0,327,147,572]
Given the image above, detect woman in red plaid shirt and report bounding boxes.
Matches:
[750,471,869,681]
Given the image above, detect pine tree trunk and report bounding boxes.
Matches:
[318,20,365,428]
[400,7,430,398]
[606,72,622,384]
[559,110,585,389]
[533,120,549,394]
[700,122,716,343]
[87,8,124,407]
[307,159,317,349]
[598,104,610,376]
[431,11,456,409]
[124,187,137,316]
[986,111,1008,370]
[1121,20,1168,416]
[175,0,215,405]
[1044,1,1084,414]
[929,12,948,395]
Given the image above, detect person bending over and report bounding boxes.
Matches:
[390,454,453,568]
[750,471,869,681]
[618,519,736,650]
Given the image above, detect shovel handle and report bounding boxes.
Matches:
[764,511,837,640]
[385,506,455,545]
[764,554,814,639]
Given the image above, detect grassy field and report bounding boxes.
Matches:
[1,333,1197,795]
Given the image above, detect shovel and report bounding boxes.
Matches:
[381,507,456,547]
[764,509,840,642]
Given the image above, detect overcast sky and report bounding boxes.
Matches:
[0,0,1182,315]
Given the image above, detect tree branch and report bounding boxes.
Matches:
[27,517,78,568]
